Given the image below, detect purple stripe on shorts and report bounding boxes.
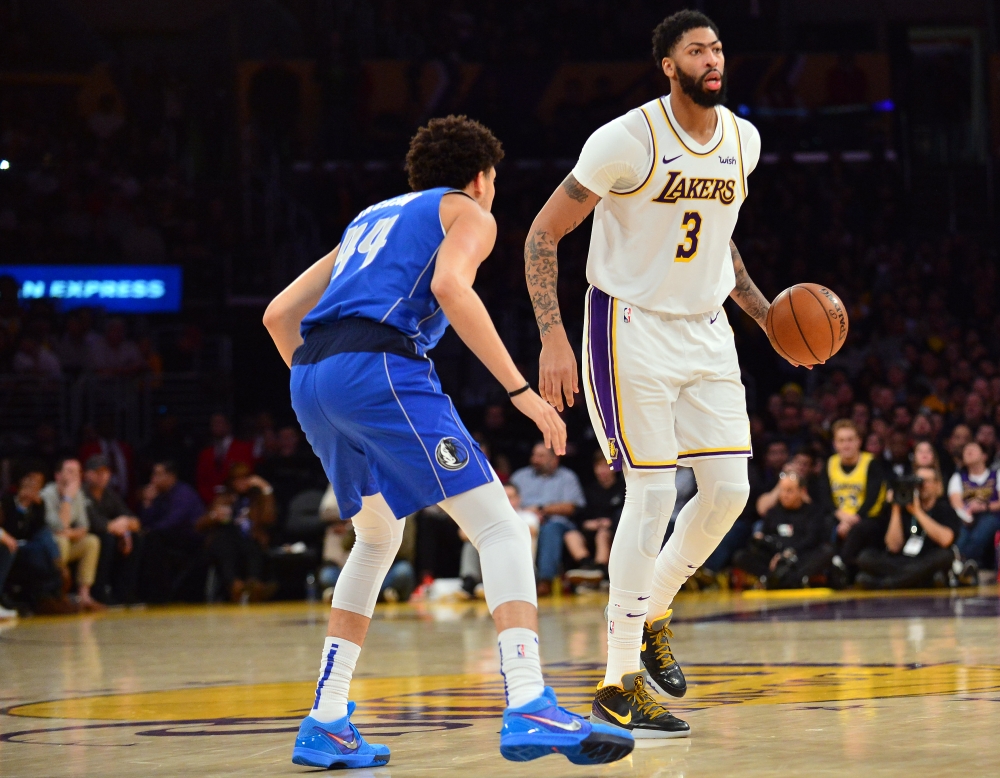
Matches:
[587,287,625,471]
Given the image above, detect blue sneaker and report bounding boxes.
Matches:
[292,701,390,769]
[500,686,634,765]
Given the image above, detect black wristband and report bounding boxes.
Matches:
[507,382,531,399]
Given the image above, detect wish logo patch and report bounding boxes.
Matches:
[435,437,469,471]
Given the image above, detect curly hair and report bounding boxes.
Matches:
[652,9,720,63]
[405,115,504,192]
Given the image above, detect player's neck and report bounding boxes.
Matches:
[667,90,718,146]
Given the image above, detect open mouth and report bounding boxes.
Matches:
[703,71,722,91]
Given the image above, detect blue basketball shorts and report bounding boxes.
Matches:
[290,351,493,520]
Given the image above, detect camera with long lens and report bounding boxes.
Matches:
[892,473,923,506]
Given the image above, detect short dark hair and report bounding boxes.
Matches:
[652,10,720,63]
[405,115,504,192]
[55,455,80,474]
[11,458,46,485]
[153,460,178,476]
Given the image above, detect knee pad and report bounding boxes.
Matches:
[475,513,531,556]
[701,480,750,537]
[439,479,536,612]
[639,484,677,559]
[353,514,403,553]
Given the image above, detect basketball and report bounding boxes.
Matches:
[766,283,849,366]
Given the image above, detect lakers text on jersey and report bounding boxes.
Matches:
[585,97,755,317]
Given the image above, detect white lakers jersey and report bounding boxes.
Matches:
[572,95,760,315]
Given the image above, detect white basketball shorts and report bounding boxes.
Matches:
[582,285,751,472]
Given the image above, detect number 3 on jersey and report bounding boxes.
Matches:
[332,216,400,279]
[674,211,702,263]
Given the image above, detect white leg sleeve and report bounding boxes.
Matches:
[438,478,536,613]
[608,468,677,592]
[647,458,750,620]
[331,493,404,618]
[603,467,677,685]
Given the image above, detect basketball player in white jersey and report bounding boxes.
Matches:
[525,10,794,737]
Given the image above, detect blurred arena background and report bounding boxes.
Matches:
[0,0,999,606]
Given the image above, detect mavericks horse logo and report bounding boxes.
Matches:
[435,437,469,471]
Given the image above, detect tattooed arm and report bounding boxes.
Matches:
[525,174,601,410]
[729,239,769,330]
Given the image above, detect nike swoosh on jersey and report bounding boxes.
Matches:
[318,728,360,750]
[662,154,682,165]
[599,704,632,726]
[710,312,720,324]
[637,595,650,600]
[520,713,583,731]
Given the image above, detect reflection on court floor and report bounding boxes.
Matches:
[2,588,998,777]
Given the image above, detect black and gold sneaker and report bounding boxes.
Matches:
[590,672,690,739]
[641,609,687,698]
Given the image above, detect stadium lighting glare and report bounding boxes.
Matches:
[0,160,9,170]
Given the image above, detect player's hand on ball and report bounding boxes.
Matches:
[766,330,813,370]
[539,332,579,411]
[512,389,567,455]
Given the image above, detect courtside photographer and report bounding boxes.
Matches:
[855,466,968,589]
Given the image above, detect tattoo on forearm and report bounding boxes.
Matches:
[525,229,562,337]
[562,174,590,204]
[729,240,769,328]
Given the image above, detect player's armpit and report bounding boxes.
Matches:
[728,239,769,330]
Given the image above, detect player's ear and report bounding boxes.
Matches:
[472,170,489,200]
[661,57,674,79]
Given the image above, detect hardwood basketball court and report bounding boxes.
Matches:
[2,588,998,776]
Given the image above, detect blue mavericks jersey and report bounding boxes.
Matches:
[301,187,459,353]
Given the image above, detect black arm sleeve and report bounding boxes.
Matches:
[858,460,887,518]
[815,466,835,513]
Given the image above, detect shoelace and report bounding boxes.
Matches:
[623,676,672,720]
[652,622,677,667]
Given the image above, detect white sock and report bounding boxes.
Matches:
[498,628,544,708]
[310,636,361,723]
[603,586,647,687]
[646,545,697,626]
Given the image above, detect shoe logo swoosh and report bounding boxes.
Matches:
[521,713,582,731]
[317,728,360,750]
[641,641,647,651]
[625,612,644,618]
[599,703,632,726]
[637,595,650,601]
[662,154,682,165]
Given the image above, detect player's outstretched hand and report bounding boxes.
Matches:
[511,389,567,455]
[539,333,579,411]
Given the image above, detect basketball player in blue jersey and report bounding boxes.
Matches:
[264,116,633,769]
